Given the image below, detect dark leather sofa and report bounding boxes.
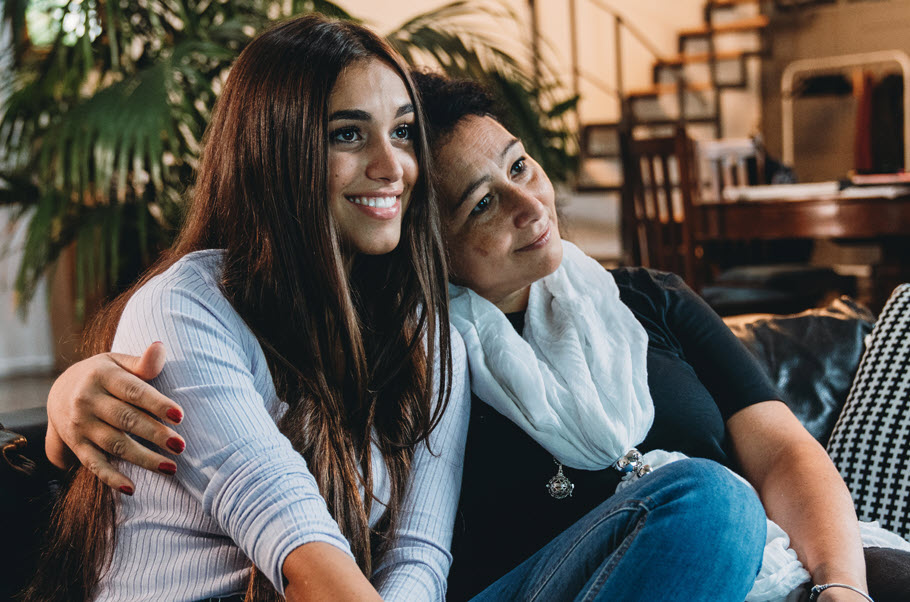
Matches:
[0,297,875,601]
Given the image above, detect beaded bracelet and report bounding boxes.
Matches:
[808,583,874,601]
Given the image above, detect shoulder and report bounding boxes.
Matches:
[608,267,693,315]
[123,250,237,323]
[115,250,254,354]
[129,250,226,307]
[609,266,688,295]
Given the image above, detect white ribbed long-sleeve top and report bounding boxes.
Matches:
[95,250,470,601]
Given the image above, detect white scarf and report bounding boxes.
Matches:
[448,240,654,470]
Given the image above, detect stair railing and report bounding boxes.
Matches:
[567,0,694,135]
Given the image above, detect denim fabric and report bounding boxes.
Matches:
[469,458,766,602]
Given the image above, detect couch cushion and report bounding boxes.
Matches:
[725,296,874,445]
[827,284,910,540]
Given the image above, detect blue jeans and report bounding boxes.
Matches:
[469,458,766,602]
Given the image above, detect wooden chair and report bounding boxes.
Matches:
[620,126,706,290]
[697,137,765,203]
[620,127,854,316]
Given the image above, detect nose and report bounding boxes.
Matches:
[506,186,545,229]
[365,138,405,183]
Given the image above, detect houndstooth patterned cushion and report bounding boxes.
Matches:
[827,284,910,540]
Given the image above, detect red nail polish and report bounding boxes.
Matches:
[119,485,134,496]
[166,409,183,423]
[166,437,185,453]
[158,462,177,476]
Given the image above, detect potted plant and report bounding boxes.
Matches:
[0,0,576,356]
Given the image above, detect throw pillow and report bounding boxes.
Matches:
[827,284,910,540]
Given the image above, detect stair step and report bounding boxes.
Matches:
[679,14,769,38]
[575,183,623,193]
[583,117,717,134]
[658,49,744,67]
[626,81,714,99]
[708,0,760,8]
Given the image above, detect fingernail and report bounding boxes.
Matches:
[166,437,185,453]
[158,462,177,476]
[166,409,183,423]
[119,485,134,496]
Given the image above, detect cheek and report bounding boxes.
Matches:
[532,174,556,209]
[446,227,502,287]
[398,147,419,190]
[327,156,345,198]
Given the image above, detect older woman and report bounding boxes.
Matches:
[40,71,909,601]
[413,72,905,602]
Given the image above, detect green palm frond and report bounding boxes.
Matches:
[1,0,576,317]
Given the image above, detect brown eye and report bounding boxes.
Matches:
[470,195,492,216]
[510,158,526,176]
[392,124,413,140]
[331,127,361,143]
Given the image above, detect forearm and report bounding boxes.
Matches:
[728,402,868,599]
[284,542,382,602]
[758,439,866,591]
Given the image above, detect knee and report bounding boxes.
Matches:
[648,459,767,554]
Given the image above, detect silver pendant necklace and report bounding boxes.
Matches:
[546,448,652,500]
[546,458,575,499]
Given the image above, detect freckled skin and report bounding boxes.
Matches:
[435,116,562,312]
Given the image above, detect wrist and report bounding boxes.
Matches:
[810,583,873,602]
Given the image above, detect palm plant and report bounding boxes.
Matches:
[0,0,576,317]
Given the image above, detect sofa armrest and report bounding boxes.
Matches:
[0,406,60,601]
[725,296,874,445]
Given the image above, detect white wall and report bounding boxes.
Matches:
[344,0,760,137]
[0,210,55,377]
[0,10,56,377]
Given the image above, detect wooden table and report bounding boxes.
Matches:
[696,192,910,241]
[693,190,910,312]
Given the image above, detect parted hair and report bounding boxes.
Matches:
[25,14,451,602]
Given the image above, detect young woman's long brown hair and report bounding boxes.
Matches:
[25,14,451,601]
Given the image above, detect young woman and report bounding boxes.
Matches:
[25,15,473,602]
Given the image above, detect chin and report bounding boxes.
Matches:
[358,238,401,256]
[544,238,564,274]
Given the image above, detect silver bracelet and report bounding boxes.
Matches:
[808,583,874,601]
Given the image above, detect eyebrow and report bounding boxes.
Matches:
[455,137,521,210]
[328,103,414,122]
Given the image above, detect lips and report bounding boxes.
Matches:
[347,195,398,208]
[345,193,402,220]
[517,222,552,252]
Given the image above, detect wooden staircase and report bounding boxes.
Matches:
[577,0,768,192]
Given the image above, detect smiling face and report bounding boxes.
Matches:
[436,115,562,312]
[327,58,418,258]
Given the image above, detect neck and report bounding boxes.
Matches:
[492,285,531,313]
